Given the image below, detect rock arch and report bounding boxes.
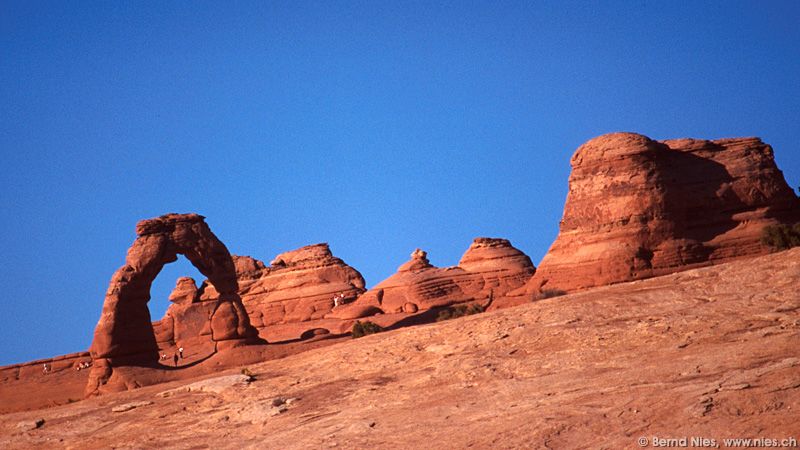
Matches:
[86,213,260,395]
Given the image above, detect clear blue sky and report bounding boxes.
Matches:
[2,1,798,366]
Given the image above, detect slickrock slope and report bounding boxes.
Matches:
[528,133,800,294]
[3,248,798,449]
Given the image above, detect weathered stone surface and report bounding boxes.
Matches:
[168,277,199,304]
[144,244,364,344]
[111,401,153,413]
[155,278,219,348]
[341,238,535,317]
[157,374,254,397]
[230,244,366,335]
[527,133,800,294]
[458,238,537,304]
[397,248,433,272]
[15,418,44,431]
[6,249,800,448]
[326,304,384,320]
[87,214,261,396]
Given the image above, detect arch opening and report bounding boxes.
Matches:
[86,213,261,396]
[149,257,206,321]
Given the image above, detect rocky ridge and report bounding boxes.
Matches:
[3,248,798,448]
[2,132,798,402]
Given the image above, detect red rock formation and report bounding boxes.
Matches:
[223,244,367,341]
[527,132,800,294]
[87,214,260,395]
[335,238,535,318]
[168,277,199,304]
[458,238,542,310]
[151,277,220,350]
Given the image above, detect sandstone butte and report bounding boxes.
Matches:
[1,132,798,446]
[525,132,800,294]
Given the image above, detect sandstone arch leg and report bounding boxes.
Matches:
[86,214,261,396]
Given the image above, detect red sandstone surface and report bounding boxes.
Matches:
[2,248,798,448]
[526,133,800,294]
[1,132,798,447]
[86,213,262,397]
[336,238,535,318]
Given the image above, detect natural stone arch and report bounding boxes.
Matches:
[86,213,260,395]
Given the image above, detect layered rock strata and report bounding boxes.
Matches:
[527,132,800,294]
[331,238,536,319]
[234,244,367,339]
[186,243,367,341]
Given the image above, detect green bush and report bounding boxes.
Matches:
[436,303,485,322]
[352,320,383,338]
[761,223,800,251]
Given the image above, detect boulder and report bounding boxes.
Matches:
[168,277,199,304]
[16,418,45,431]
[397,248,433,272]
[157,373,254,397]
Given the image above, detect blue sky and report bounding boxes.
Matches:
[1,1,798,365]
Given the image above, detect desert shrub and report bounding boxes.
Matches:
[761,223,800,251]
[352,321,383,338]
[537,289,567,299]
[436,303,485,322]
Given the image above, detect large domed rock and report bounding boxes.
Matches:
[230,244,366,340]
[526,133,800,294]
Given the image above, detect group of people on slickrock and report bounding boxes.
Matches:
[12,132,796,398]
[158,348,185,367]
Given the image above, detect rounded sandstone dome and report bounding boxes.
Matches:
[571,132,664,167]
[458,237,534,272]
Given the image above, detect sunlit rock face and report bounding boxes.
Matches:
[232,243,367,329]
[87,213,260,395]
[526,132,800,294]
[337,238,536,316]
